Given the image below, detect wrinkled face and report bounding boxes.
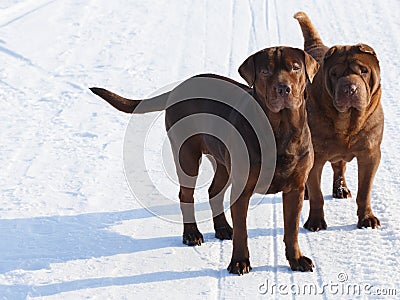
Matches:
[239,47,319,113]
[323,44,380,112]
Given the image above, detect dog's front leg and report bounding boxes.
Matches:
[283,188,314,272]
[227,186,253,275]
[304,159,327,231]
[356,149,381,229]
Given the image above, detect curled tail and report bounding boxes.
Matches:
[90,87,169,114]
[294,12,328,63]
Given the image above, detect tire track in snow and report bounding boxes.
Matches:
[0,56,81,172]
[271,195,281,300]
[246,0,257,54]
[247,0,268,54]
[226,0,236,77]
[217,1,237,296]
[298,214,328,300]
[273,0,281,44]
[0,41,84,92]
[202,0,208,71]
[0,0,58,28]
[264,0,270,33]
[0,0,93,216]
[54,0,96,75]
[264,0,279,44]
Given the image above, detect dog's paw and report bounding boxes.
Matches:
[182,230,204,246]
[332,186,352,199]
[288,256,314,272]
[332,179,352,199]
[215,224,233,240]
[357,214,381,229]
[304,216,327,232]
[227,258,252,275]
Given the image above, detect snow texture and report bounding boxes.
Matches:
[0,0,399,299]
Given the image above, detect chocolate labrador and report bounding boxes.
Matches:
[90,46,319,274]
[294,12,383,231]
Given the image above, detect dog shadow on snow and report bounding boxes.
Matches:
[0,194,351,298]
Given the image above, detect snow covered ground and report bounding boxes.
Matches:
[0,0,399,299]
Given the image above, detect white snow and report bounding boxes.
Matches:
[0,0,399,299]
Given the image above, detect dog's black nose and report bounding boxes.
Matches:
[343,84,357,96]
[277,84,291,96]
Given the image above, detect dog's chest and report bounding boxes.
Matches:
[255,150,308,194]
[314,128,379,161]
[310,105,383,159]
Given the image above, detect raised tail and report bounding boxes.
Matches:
[89,87,169,114]
[294,12,328,63]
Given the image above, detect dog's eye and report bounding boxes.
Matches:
[260,69,271,76]
[292,63,301,71]
[360,67,368,74]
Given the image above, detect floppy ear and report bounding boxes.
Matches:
[303,52,319,83]
[356,43,380,93]
[356,43,377,58]
[324,46,338,62]
[238,54,256,87]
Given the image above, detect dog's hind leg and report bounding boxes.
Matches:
[172,137,204,246]
[331,161,352,198]
[208,159,233,240]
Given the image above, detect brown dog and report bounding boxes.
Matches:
[294,12,383,231]
[90,46,319,274]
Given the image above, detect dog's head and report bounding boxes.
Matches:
[239,46,319,113]
[322,44,380,112]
